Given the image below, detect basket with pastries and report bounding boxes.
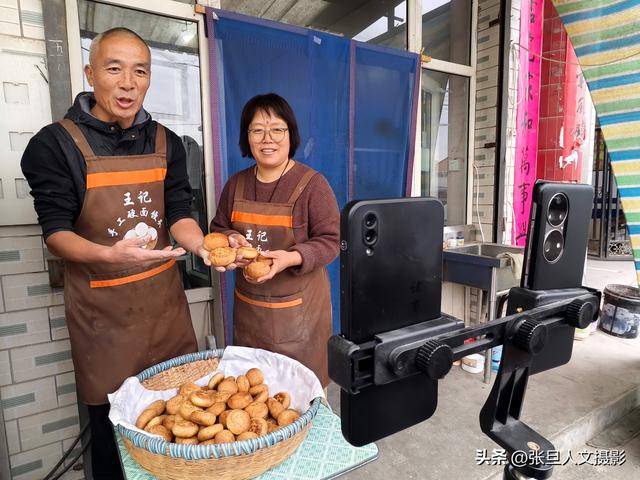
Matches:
[110,348,323,480]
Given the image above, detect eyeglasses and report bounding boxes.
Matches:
[247,127,288,143]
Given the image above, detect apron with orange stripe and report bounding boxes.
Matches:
[232,165,332,387]
[59,119,196,404]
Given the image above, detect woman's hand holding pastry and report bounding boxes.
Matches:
[244,250,301,283]
[228,238,255,270]
[228,233,251,248]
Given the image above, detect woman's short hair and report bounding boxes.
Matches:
[239,93,301,159]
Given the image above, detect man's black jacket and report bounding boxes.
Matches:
[21,92,193,239]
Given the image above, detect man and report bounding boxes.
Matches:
[21,28,210,479]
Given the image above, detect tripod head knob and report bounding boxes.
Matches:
[416,340,453,379]
[514,319,548,355]
[566,298,596,329]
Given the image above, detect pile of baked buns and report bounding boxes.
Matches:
[135,368,301,445]
[203,233,272,280]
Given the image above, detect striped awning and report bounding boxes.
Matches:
[552,0,640,283]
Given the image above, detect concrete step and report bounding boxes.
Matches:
[551,407,640,479]
[588,406,640,449]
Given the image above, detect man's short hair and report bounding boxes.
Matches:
[239,93,301,159]
[89,27,150,66]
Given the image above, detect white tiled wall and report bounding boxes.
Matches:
[473,0,502,242]
[0,277,5,313]
[1,272,64,312]
[48,305,69,341]
[0,237,44,276]
[0,5,79,471]
[9,339,73,384]
[0,308,50,350]
[0,1,21,37]
[18,0,44,40]
[472,0,521,248]
[17,404,79,451]
[0,349,12,386]
[5,419,20,455]
[0,0,44,40]
[54,372,77,408]
[9,442,62,480]
[0,377,58,421]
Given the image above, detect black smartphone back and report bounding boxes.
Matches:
[522,182,593,290]
[339,197,444,446]
[341,197,444,343]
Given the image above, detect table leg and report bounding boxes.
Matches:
[484,269,498,383]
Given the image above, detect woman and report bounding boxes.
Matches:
[210,93,339,387]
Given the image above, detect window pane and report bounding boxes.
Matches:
[422,0,471,65]
[220,0,408,49]
[421,70,469,225]
[78,0,211,289]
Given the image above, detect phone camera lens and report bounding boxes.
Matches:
[547,193,568,227]
[543,229,564,263]
[364,213,377,228]
[364,229,377,246]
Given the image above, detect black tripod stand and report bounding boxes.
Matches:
[329,287,600,480]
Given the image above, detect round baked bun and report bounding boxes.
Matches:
[210,247,236,267]
[256,254,273,266]
[204,233,229,251]
[237,246,259,260]
[245,261,270,279]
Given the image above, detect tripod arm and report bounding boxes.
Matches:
[474,292,599,480]
[479,341,556,479]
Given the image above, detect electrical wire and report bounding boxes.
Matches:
[48,439,92,480]
[512,41,640,67]
[473,162,486,243]
[42,422,91,480]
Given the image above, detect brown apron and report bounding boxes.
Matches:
[231,165,332,387]
[59,119,197,405]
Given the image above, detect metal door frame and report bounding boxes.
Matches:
[589,127,632,260]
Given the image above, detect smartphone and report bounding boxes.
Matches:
[521,182,594,290]
[339,197,444,446]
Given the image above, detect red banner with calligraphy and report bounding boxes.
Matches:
[513,0,544,246]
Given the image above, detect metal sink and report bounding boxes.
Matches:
[442,242,524,383]
[443,243,523,269]
[443,242,524,292]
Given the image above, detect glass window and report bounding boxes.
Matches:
[77,0,210,289]
[220,0,408,49]
[421,70,469,225]
[422,0,471,65]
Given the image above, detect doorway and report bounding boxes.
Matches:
[589,127,632,259]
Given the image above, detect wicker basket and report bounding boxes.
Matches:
[115,349,321,480]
